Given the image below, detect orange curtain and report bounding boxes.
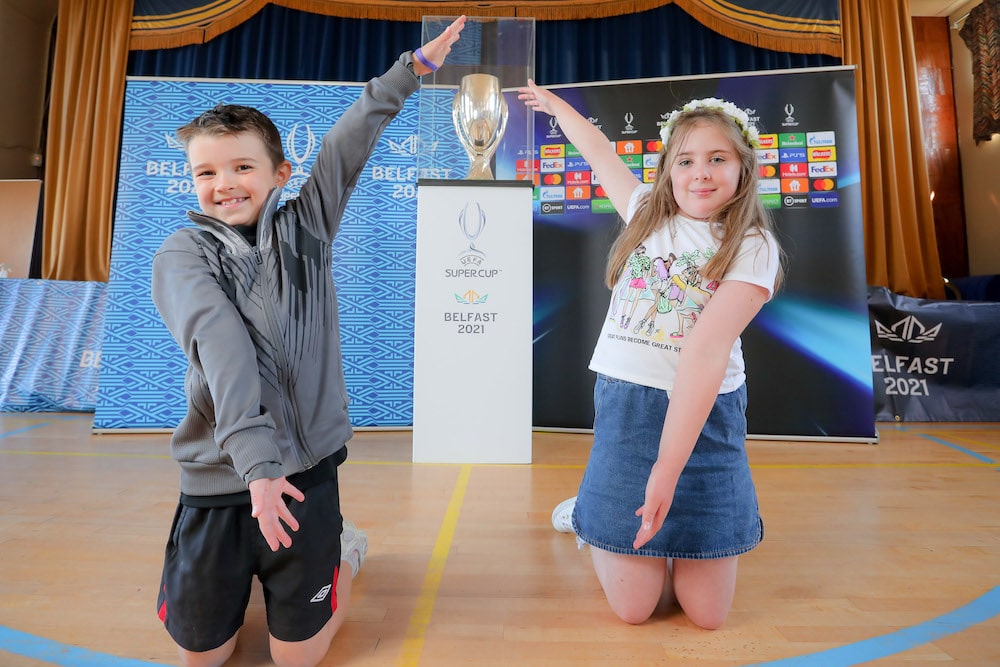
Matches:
[42,0,132,281]
[841,0,943,299]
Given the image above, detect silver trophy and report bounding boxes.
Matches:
[452,74,509,180]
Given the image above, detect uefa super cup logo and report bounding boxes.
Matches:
[284,123,317,196]
[457,202,487,265]
[782,104,798,127]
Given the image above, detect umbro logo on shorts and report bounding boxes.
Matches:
[310,584,332,603]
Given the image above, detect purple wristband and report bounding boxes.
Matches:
[413,47,439,72]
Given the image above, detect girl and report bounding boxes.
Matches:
[519,81,782,629]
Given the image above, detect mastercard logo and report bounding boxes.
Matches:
[759,165,777,178]
[543,173,564,185]
[813,178,836,191]
[594,185,607,198]
[646,139,662,152]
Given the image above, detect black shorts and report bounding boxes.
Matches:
[156,462,344,652]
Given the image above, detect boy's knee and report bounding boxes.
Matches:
[270,629,334,667]
[176,633,238,667]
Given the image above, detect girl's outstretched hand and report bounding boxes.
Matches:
[633,460,677,549]
[517,78,561,116]
[414,15,467,75]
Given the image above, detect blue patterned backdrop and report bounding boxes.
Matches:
[0,280,106,412]
[94,78,453,429]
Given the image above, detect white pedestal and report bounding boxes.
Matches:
[412,181,534,463]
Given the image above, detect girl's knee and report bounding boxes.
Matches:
[608,596,658,625]
[684,605,729,630]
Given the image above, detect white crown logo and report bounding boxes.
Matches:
[874,316,941,343]
[387,134,437,156]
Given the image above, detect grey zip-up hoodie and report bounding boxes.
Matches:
[151,52,419,498]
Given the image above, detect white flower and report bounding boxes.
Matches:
[659,97,760,149]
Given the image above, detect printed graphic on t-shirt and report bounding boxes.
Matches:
[608,245,719,342]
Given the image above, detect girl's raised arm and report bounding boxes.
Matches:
[519,79,639,217]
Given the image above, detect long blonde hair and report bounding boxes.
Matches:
[605,107,783,293]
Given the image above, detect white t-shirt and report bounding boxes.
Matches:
[589,184,780,394]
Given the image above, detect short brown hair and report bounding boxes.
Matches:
[177,104,285,168]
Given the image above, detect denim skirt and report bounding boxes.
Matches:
[573,374,763,559]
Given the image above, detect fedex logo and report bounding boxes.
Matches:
[756,149,779,164]
[808,162,838,177]
[807,131,836,146]
[540,158,565,172]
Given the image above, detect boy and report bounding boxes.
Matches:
[151,17,466,667]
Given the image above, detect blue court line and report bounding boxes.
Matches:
[3,587,999,666]
[746,586,1000,666]
[0,422,51,439]
[918,434,997,465]
[0,626,168,666]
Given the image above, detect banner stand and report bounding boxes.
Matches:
[412,180,533,463]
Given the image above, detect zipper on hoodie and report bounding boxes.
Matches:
[250,193,318,471]
[189,190,319,471]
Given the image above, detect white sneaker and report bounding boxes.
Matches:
[341,520,368,578]
[551,496,577,533]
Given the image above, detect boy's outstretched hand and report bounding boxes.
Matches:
[249,476,305,551]
[413,15,467,76]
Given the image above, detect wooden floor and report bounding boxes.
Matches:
[0,413,998,666]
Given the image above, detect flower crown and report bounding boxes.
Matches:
[659,97,760,150]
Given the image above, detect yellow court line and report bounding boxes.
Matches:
[0,449,169,460]
[397,464,471,667]
[752,461,999,470]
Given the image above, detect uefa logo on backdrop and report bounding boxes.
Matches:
[284,123,317,196]
[621,112,638,135]
[546,117,562,139]
[781,103,799,128]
